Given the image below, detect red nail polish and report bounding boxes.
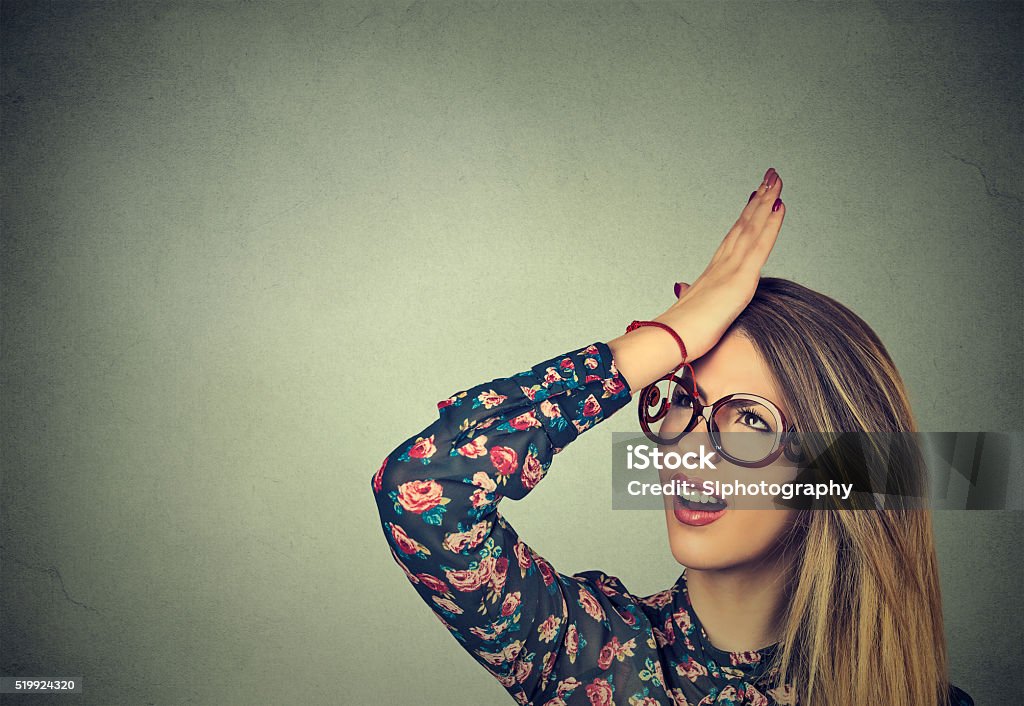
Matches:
[772,198,782,212]
[748,191,757,204]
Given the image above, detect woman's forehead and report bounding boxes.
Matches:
[690,332,788,412]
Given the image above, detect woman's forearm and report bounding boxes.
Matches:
[607,325,688,393]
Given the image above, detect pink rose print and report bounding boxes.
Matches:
[456,436,488,458]
[471,471,497,493]
[565,623,579,663]
[436,397,455,409]
[730,650,761,666]
[477,640,524,667]
[396,479,445,513]
[540,651,557,684]
[673,606,693,633]
[717,686,739,702]
[476,556,496,584]
[470,488,493,509]
[581,394,602,417]
[632,699,659,706]
[414,573,450,594]
[372,458,386,493]
[431,595,463,614]
[559,357,575,370]
[490,445,519,476]
[584,678,614,706]
[639,588,674,609]
[513,656,533,685]
[539,399,561,418]
[542,699,567,706]
[616,604,638,627]
[557,677,582,698]
[407,435,437,459]
[578,586,606,622]
[444,567,484,592]
[521,385,537,401]
[521,452,545,489]
[767,684,798,705]
[477,389,508,408]
[584,357,598,369]
[656,617,676,647]
[510,411,542,430]
[387,522,430,557]
[603,377,625,396]
[501,591,521,616]
[442,519,490,553]
[746,685,770,706]
[535,555,555,586]
[513,540,533,572]
[544,366,563,383]
[584,374,601,383]
[583,344,599,354]
[490,556,509,592]
[596,636,636,670]
[537,614,562,643]
[667,688,690,706]
[676,655,708,681]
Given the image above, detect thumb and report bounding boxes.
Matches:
[673,281,691,298]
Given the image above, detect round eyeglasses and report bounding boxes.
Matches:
[637,374,799,468]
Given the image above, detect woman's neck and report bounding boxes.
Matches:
[685,553,795,654]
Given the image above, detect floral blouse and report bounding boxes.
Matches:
[371,341,974,706]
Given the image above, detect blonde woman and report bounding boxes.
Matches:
[372,168,973,706]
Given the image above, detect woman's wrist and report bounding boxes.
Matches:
[607,323,686,392]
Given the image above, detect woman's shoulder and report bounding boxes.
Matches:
[948,683,974,706]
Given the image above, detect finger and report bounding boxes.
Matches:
[673,281,691,298]
[743,172,783,234]
[717,169,781,261]
[750,199,785,269]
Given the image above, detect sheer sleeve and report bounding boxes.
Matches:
[371,341,637,703]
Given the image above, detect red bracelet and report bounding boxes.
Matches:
[625,320,692,376]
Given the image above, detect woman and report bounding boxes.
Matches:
[371,168,973,706]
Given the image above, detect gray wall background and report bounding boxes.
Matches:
[2,2,1021,704]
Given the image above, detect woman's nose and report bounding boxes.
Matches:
[690,415,722,465]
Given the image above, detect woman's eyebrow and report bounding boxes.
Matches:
[680,373,707,401]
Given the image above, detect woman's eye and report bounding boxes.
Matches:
[740,410,771,432]
[672,392,694,409]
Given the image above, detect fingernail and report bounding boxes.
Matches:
[766,171,779,189]
[772,198,782,212]
[674,282,682,297]
[762,167,773,184]
[747,191,757,204]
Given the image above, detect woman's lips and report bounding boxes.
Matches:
[670,472,727,527]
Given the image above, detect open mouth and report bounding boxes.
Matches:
[671,471,728,510]
[670,472,728,525]
[676,489,728,513]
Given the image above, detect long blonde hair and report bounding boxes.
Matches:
[731,277,950,706]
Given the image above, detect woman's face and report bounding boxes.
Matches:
[657,329,802,571]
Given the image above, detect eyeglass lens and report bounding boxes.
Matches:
[671,383,782,463]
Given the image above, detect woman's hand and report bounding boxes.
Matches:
[654,167,786,363]
[608,168,786,392]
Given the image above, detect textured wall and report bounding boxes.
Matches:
[2,2,1020,704]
